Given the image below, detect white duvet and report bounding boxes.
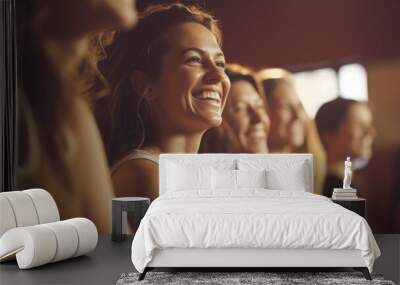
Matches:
[131,189,380,273]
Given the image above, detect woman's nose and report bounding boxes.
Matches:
[291,105,303,121]
[204,63,226,84]
[249,107,262,124]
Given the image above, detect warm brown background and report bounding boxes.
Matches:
[138,0,400,233]
[139,0,400,68]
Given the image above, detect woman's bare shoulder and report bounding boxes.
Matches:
[112,158,159,199]
[114,158,158,178]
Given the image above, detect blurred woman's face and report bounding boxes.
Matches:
[225,80,270,153]
[151,22,231,133]
[268,82,307,151]
[338,103,375,160]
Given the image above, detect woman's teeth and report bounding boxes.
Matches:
[193,91,221,103]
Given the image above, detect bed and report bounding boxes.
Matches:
[131,154,380,280]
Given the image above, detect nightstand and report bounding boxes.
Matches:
[331,197,366,218]
[112,197,150,242]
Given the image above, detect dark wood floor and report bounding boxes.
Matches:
[0,235,398,284]
[0,235,134,285]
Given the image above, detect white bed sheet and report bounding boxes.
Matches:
[131,189,380,273]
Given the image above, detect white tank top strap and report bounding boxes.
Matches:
[110,149,159,175]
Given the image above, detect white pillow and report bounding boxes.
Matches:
[236,169,267,188]
[167,163,212,191]
[266,168,307,191]
[238,159,309,191]
[212,169,237,190]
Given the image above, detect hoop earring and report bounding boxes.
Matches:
[142,86,155,100]
[136,95,146,149]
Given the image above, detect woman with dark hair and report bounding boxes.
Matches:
[315,97,376,197]
[200,64,270,153]
[257,68,327,195]
[97,3,230,201]
[16,0,138,233]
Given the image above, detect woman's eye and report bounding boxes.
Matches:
[185,56,202,64]
[233,104,246,113]
[216,61,226,68]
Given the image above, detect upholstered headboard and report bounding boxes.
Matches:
[159,153,314,195]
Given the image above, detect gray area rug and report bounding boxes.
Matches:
[116,271,396,285]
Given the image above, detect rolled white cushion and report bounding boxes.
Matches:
[0,191,39,227]
[0,226,57,269]
[42,221,79,262]
[23,188,60,223]
[0,218,98,269]
[65,218,98,257]
[0,196,17,237]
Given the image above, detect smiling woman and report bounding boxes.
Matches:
[96,3,230,201]
[200,64,270,153]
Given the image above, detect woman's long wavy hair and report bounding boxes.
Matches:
[199,64,268,153]
[96,3,222,165]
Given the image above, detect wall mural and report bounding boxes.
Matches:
[12,0,400,234]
